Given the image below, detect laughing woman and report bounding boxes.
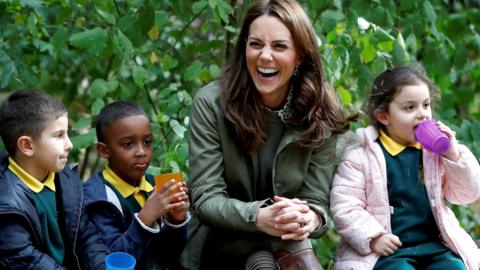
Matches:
[188,0,355,269]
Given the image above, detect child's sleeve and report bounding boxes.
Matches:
[442,144,480,204]
[147,215,189,266]
[86,203,158,260]
[75,203,109,270]
[330,148,387,255]
[0,215,65,269]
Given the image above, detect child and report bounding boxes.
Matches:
[0,89,108,269]
[330,66,480,270]
[83,101,190,270]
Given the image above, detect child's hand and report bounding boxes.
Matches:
[436,121,460,161]
[138,180,183,227]
[370,233,402,256]
[167,182,190,224]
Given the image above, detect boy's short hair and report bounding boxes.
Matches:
[0,89,67,156]
[95,101,148,143]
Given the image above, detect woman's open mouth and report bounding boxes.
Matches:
[257,67,279,78]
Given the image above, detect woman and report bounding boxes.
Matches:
[188,0,354,269]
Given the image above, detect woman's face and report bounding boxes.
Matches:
[246,15,301,109]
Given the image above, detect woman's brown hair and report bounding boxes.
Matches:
[221,0,353,153]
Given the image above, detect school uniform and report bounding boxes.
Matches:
[0,152,108,269]
[331,126,480,270]
[373,131,466,270]
[84,166,190,270]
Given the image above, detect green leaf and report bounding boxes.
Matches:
[224,25,237,33]
[208,0,217,9]
[156,112,169,125]
[69,27,108,56]
[89,79,117,97]
[377,41,394,52]
[71,128,96,149]
[71,117,91,131]
[360,41,376,63]
[155,10,169,27]
[89,79,108,97]
[423,1,437,25]
[337,86,351,105]
[168,160,181,173]
[392,32,409,64]
[146,165,162,176]
[20,0,45,16]
[27,14,38,37]
[162,54,178,71]
[327,31,337,43]
[0,50,16,88]
[51,27,69,52]
[97,9,116,24]
[113,29,134,63]
[209,64,221,78]
[216,1,232,23]
[133,65,148,87]
[169,119,187,139]
[183,61,203,81]
[33,39,54,55]
[192,1,208,13]
[177,90,193,106]
[91,98,105,115]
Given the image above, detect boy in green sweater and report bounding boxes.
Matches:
[0,89,108,269]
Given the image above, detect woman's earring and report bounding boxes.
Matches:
[293,67,299,76]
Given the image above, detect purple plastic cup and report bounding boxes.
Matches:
[414,119,450,154]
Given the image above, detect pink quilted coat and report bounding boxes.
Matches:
[330,126,480,270]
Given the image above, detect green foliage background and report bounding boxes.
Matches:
[1,0,479,267]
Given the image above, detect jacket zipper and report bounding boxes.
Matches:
[72,190,81,269]
[427,158,464,268]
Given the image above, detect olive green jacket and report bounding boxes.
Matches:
[188,81,337,239]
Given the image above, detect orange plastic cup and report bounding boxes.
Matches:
[154,172,184,192]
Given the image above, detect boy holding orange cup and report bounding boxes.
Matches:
[83,101,190,269]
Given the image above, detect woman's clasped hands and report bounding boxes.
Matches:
[256,195,320,241]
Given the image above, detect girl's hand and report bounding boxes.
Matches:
[436,121,460,161]
[370,233,402,256]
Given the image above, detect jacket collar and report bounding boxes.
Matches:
[0,152,82,247]
[102,165,153,207]
[8,157,56,193]
[378,129,422,156]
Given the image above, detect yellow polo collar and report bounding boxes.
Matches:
[8,157,55,193]
[102,165,153,207]
[379,129,422,156]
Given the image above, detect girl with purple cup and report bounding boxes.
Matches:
[330,66,480,270]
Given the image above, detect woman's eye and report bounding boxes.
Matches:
[248,41,262,48]
[275,44,287,49]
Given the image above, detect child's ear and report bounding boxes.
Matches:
[17,136,34,157]
[374,109,389,126]
[96,142,110,158]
